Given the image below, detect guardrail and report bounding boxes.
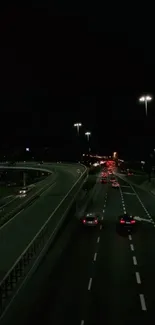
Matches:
[0,166,87,317]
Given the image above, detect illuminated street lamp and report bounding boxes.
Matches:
[139,95,152,116]
[85,131,91,141]
[74,123,82,135]
[85,131,91,153]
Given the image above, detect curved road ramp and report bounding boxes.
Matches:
[0,162,87,320]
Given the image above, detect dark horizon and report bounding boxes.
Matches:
[0,8,155,160]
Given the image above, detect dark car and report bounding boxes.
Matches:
[81,213,100,226]
[101,177,107,184]
[127,171,133,176]
[110,176,115,182]
[117,214,136,231]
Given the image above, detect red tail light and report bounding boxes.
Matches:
[120,220,125,224]
[83,219,86,223]
[95,219,98,224]
[130,220,135,224]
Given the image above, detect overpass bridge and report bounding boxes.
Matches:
[0,161,87,320]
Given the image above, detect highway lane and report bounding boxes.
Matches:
[0,176,108,325]
[118,177,155,324]
[2,175,154,325]
[0,164,83,280]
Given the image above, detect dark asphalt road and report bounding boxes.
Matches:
[2,173,155,325]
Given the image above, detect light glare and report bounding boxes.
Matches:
[139,95,152,102]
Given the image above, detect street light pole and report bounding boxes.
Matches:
[74,123,82,135]
[85,131,91,142]
[85,131,91,153]
[139,95,152,116]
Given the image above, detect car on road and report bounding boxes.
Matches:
[18,187,31,197]
[112,181,119,188]
[101,172,107,177]
[110,176,115,182]
[100,177,107,184]
[81,213,100,226]
[19,187,28,194]
[117,214,136,231]
[127,170,133,176]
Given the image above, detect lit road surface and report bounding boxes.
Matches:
[2,175,155,325]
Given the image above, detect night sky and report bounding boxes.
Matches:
[0,5,155,160]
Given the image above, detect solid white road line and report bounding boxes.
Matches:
[88,278,92,290]
[136,272,141,284]
[94,252,97,261]
[133,256,137,265]
[139,294,147,311]
[97,237,100,243]
[130,244,134,251]
[128,234,132,240]
[40,182,56,196]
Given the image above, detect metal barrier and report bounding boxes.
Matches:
[0,166,87,316]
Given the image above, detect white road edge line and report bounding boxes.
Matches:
[139,294,147,311]
[12,209,24,218]
[40,182,56,196]
[133,256,137,265]
[94,252,97,261]
[88,278,92,290]
[136,272,141,284]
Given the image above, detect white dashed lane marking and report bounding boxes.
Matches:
[100,225,102,230]
[130,244,134,251]
[97,237,100,243]
[135,272,141,284]
[139,294,147,311]
[80,320,84,325]
[93,252,97,262]
[133,256,137,265]
[88,278,92,291]
[118,182,148,313]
